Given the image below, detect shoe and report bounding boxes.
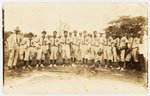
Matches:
[116,67,120,70]
[35,64,39,68]
[62,64,65,67]
[8,66,12,70]
[104,65,107,68]
[110,66,113,69]
[23,66,26,70]
[49,64,52,67]
[120,68,125,71]
[81,64,85,67]
[28,65,32,69]
[53,64,57,67]
[99,65,102,68]
[85,65,88,67]
[40,64,44,67]
[91,70,96,74]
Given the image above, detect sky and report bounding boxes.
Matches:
[3,2,147,35]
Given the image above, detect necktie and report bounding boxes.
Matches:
[84,36,85,44]
[65,36,67,44]
[42,37,44,45]
[29,39,32,47]
[54,37,55,45]
[16,35,18,44]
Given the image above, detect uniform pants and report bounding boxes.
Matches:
[103,46,108,60]
[50,46,58,60]
[72,44,79,59]
[91,46,99,60]
[132,48,139,62]
[62,44,70,59]
[37,46,47,60]
[81,44,90,59]
[107,46,113,61]
[19,46,26,60]
[7,45,19,67]
[24,47,35,61]
[112,46,118,62]
[120,49,125,62]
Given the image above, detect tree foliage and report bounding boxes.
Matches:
[104,16,148,37]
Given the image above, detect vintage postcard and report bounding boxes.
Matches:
[2,2,148,94]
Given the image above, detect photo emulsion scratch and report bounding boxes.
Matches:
[2,2,148,94]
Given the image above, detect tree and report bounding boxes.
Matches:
[104,16,148,37]
[4,31,13,41]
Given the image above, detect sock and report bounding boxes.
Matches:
[63,59,65,64]
[41,60,44,64]
[74,58,76,63]
[37,60,39,65]
[83,58,85,64]
[86,59,88,64]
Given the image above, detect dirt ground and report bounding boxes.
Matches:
[3,49,148,94]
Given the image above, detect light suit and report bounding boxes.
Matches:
[7,33,21,67]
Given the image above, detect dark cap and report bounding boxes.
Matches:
[28,32,34,37]
[41,31,46,34]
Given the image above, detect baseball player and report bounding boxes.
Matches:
[49,31,60,67]
[101,34,108,68]
[91,31,100,67]
[77,32,83,61]
[23,32,35,69]
[60,31,71,67]
[97,33,103,68]
[71,30,79,64]
[119,33,128,71]
[36,31,47,68]
[7,27,21,70]
[111,35,120,67]
[81,31,91,67]
[125,34,133,70]
[19,34,28,66]
[132,34,140,71]
[107,34,113,69]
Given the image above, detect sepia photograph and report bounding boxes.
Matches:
[2,2,148,94]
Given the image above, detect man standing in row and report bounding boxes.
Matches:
[7,27,21,70]
[49,31,60,67]
[36,31,47,68]
[61,31,71,67]
[71,30,79,65]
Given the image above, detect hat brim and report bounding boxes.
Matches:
[14,30,21,32]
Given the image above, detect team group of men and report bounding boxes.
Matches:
[7,27,141,72]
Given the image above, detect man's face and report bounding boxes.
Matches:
[64,32,68,36]
[69,33,72,36]
[15,31,20,34]
[74,32,77,36]
[83,32,87,36]
[42,33,46,37]
[53,32,57,36]
[35,35,37,38]
[79,33,82,37]
[29,35,32,39]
